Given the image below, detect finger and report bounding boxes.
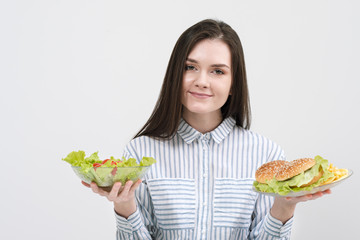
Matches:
[313,190,332,199]
[314,191,324,197]
[90,182,107,196]
[82,181,91,188]
[301,194,313,201]
[285,194,311,202]
[108,182,122,200]
[310,192,323,200]
[304,191,327,201]
[324,189,332,194]
[119,180,133,197]
[285,189,331,202]
[90,182,99,193]
[129,179,142,194]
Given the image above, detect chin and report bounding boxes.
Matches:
[183,106,220,116]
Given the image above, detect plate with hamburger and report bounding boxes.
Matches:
[253,155,352,197]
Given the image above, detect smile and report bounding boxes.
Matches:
[189,91,213,99]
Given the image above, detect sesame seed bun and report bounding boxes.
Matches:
[255,160,288,184]
[275,158,316,181]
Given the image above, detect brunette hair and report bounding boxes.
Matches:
[135,19,251,139]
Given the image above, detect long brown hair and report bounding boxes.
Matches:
[135,19,251,139]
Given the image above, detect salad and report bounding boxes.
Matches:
[62,150,156,186]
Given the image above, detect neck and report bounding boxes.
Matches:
[182,110,223,133]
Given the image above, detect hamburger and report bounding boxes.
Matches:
[253,155,334,195]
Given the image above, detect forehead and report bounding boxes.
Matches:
[187,39,231,65]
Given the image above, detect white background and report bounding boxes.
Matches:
[1,0,359,239]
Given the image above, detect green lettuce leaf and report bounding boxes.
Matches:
[62,151,86,166]
[140,157,157,166]
[85,151,101,163]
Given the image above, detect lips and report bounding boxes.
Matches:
[189,91,213,99]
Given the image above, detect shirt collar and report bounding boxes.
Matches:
[177,117,236,144]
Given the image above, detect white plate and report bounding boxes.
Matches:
[252,169,353,197]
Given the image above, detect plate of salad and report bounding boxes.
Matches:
[62,150,156,189]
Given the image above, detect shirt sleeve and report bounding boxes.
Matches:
[115,180,157,239]
[248,193,293,239]
[115,145,157,239]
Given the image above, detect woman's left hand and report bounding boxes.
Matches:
[270,189,332,224]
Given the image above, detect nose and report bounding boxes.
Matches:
[194,71,210,88]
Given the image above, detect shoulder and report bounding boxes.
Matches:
[127,135,171,147]
[125,135,154,151]
[232,125,273,143]
[123,135,169,157]
[232,126,286,160]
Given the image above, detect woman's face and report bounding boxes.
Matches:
[181,39,232,119]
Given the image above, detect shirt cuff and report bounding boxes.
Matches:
[264,213,293,238]
[115,208,143,234]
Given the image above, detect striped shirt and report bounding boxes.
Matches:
[115,117,293,239]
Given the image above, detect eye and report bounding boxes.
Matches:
[213,69,224,75]
[185,65,197,71]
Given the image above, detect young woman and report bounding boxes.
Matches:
[83,19,330,239]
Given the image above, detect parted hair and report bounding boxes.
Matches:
[135,19,251,139]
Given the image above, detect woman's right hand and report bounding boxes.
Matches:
[82,179,142,218]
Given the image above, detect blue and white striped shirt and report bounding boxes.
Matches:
[115,117,293,239]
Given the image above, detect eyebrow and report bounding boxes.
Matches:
[186,58,230,69]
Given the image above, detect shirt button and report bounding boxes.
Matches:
[202,173,207,178]
[203,202,207,206]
